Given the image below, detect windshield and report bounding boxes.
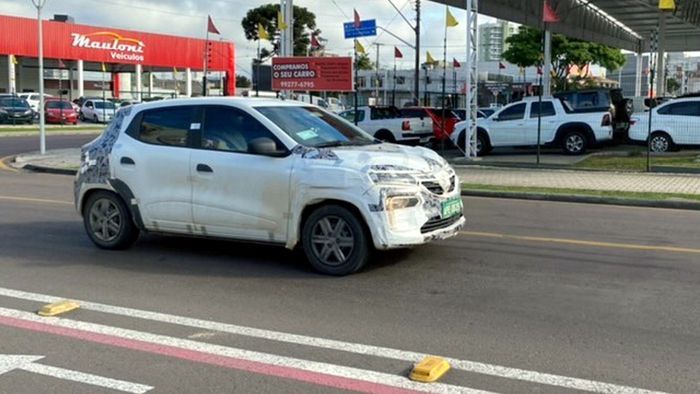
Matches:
[94,101,116,109]
[46,101,73,109]
[0,98,30,108]
[256,106,376,148]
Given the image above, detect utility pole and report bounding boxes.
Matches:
[31,0,48,155]
[375,43,381,104]
[414,0,421,105]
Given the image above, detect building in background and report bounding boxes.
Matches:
[478,20,518,62]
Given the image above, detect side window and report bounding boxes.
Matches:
[664,102,700,116]
[85,101,92,107]
[530,102,556,118]
[497,103,526,121]
[340,110,364,122]
[578,92,599,108]
[138,106,194,147]
[201,106,282,154]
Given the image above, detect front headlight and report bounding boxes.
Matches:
[24,110,32,115]
[386,196,420,210]
[367,164,421,186]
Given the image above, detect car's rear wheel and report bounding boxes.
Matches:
[302,205,369,276]
[93,114,99,123]
[649,132,674,153]
[374,130,396,143]
[562,130,588,155]
[83,191,139,250]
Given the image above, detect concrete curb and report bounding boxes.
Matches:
[20,163,77,176]
[462,189,700,210]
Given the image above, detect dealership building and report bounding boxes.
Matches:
[0,14,235,100]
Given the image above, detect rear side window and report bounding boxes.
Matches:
[578,92,600,108]
[340,110,365,122]
[400,108,426,119]
[370,107,400,120]
[530,102,556,118]
[657,102,700,116]
[138,106,196,147]
[497,103,526,121]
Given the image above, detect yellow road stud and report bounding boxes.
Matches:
[409,356,450,383]
[37,300,80,317]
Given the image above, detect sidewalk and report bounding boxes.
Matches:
[455,166,700,195]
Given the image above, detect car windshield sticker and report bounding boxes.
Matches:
[296,129,319,140]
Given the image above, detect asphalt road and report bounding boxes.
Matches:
[0,168,698,393]
[0,134,97,158]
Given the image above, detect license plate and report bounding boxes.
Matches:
[441,197,462,218]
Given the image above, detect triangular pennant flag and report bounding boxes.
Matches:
[173,67,178,74]
[207,15,220,34]
[311,35,321,48]
[101,62,107,72]
[277,10,288,30]
[57,59,66,68]
[258,23,270,40]
[354,39,365,54]
[394,47,403,59]
[453,58,461,68]
[353,9,361,28]
[10,55,18,65]
[499,62,506,70]
[426,51,436,65]
[446,7,459,28]
[543,0,559,23]
[537,66,543,75]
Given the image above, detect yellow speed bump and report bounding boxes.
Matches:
[37,300,80,317]
[409,356,450,383]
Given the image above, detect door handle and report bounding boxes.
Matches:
[196,164,213,173]
[120,157,135,165]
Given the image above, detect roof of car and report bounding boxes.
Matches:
[129,96,314,112]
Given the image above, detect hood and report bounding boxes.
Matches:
[325,143,448,174]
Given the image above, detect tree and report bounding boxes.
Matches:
[241,4,317,59]
[502,27,626,91]
[235,74,251,88]
[666,78,681,94]
[356,53,374,71]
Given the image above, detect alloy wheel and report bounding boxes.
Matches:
[88,198,122,242]
[566,134,585,153]
[310,216,355,266]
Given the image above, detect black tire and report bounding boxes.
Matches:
[561,130,588,155]
[93,114,99,123]
[79,113,85,121]
[457,130,491,155]
[374,130,396,143]
[82,191,139,250]
[301,205,370,276]
[649,132,674,153]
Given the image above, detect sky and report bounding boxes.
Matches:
[5,0,496,78]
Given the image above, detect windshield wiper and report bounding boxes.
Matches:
[314,141,370,148]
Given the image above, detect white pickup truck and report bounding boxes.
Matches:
[451,97,613,155]
[339,106,433,144]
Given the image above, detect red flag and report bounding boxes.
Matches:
[311,35,321,48]
[207,15,220,34]
[353,9,361,28]
[57,59,66,68]
[394,47,403,58]
[453,58,461,68]
[499,62,506,70]
[543,0,559,23]
[537,66,543,75]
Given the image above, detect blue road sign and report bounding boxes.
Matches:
[343,19,377,39]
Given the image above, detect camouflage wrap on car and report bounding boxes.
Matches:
[73,107,132,206]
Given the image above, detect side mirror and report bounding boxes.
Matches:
[249,137,286,157]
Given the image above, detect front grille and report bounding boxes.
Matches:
[421,181,444,195]
[448,176,456,192]
[420,214,462,234]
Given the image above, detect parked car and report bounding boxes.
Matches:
[450,97,613,155]
[338,106,433,144]
[0,96,33,124]
[81,99,116,123]
[399,107,461,143]
[554,88,631,142]
[18,92,53,113]
[45,99,78,125]
[75,98,465,275]
[629,97,700,152]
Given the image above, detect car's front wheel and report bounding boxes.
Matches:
[83,191,139,250]
[302,205,370,276]
[562,130,588,155]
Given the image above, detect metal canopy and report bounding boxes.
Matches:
[435,0,700,52]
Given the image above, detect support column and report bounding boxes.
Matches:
[148,71,153,97]
[635,51,643,97]
[135,64,142,101]
[7,55,16,94]
[186,67,192,97]
[543,30,552,96]
[465,0,478,158]
[656,11,666,97]
[77,59,84,98]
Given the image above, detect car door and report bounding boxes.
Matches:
[190,105,293,242]
[83,100,94,119]
[489,102,527,146]
[524,101,558,145]
[660,101,700,144]
[112,105,197,233]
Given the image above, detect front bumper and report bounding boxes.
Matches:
[366,185,465,249]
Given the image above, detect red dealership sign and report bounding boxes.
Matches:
[272,57,353,92]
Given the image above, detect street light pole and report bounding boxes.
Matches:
[31,0,48,155]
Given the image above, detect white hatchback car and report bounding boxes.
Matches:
[74,98,465,275]
[629,97,700,152]
[18,92,53,113]
[81,99,117,123]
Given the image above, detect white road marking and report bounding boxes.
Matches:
[0,307,489,394]
[0,354,152,393]
[0,286,669,394]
